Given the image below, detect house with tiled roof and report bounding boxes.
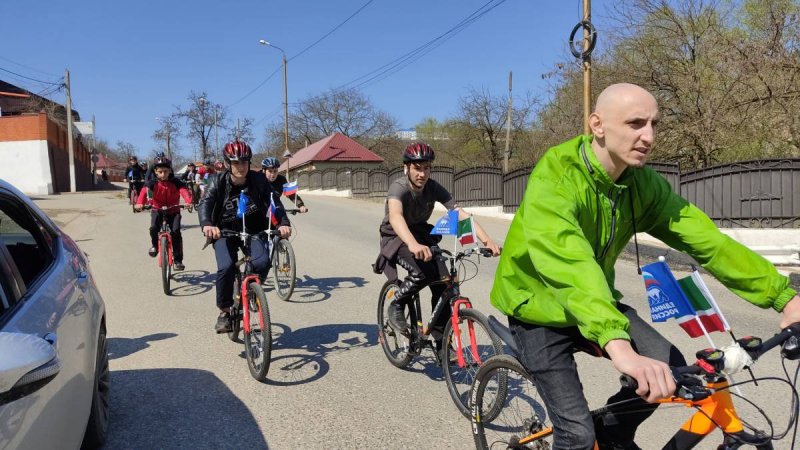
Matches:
[279,132,383,173]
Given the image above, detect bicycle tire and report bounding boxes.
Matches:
[272,238,296,301]
[228,274,242,342]
[130,188,137,212]
[244,282,272,381]
[160,235,170,295]
[376,280,414,369]
[442,308,506,420]
[472,354,553,450]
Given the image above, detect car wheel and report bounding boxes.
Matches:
[81,327,110,449]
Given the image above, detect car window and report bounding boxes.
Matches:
[0,195,54,288]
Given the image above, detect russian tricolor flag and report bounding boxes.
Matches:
[269,197,279,227]
[283,180,298,196]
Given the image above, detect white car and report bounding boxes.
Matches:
[0,180,109,449]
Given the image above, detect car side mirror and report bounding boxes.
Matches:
[0,332,61,406]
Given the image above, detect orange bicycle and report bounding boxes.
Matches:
[470,319,800,449]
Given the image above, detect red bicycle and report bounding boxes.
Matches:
[377,246,504,418]
[143,204,187,295]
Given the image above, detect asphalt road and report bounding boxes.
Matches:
[35,187,798,450]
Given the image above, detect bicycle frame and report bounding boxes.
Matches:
[157,217,174,268]
[407,249,483,368]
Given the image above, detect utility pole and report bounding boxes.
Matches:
[282,51,290,181]
[65,69,76,192]
[166,122,172,160]
[503,71,513,173]
[583,0,592,135]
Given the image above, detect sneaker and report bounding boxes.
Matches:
[387,300,408,332]
[148,247,158,257]
[214,311,232,334]
[434,339,460,365]
[173,261,185,271]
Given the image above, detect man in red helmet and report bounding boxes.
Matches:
[374,142,501,352]
[198,140,292,333]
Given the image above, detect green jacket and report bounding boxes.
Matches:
[491,135,797,348]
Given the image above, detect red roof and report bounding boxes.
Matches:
[279,132,383,171]
[95,153,127,170]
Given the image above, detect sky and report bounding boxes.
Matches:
[1,0,615,159]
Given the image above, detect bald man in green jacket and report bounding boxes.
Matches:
[490,83,800,449]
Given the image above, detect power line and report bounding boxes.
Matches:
[0,66,63,86]
[0,56,59,78]
[225,0,375,109]
[344,0,509,91]
[288,0,375,63]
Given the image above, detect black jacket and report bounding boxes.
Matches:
[198,170,289,229]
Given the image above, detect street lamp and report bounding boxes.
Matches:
[259,39,291,180]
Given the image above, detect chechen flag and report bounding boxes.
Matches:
[677,272,729,335]
[283,180,298,196]
[457,216,476,246]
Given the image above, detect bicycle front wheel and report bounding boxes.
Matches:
[377,280,413,369]
[244,282,272,381]
[472,354,553,450]
[442,308,506,420]
[160,235,170,295]
[272,238,296,301]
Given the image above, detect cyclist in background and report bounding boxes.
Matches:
[261,157,308,213]
[197,159,214,196]
[198,140,292,333]
[490,82,800,450]
[181,162,200,204]
[373,142,500,352]
[126,156,144,199]
[134,155,193,271]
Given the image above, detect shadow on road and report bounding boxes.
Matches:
[169,269,214,296]
[107,332,178,360]
[257,322,377,386]
[275,275,367,303]
[106,368,268,449]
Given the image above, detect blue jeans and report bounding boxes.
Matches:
[213,235,271,309]
[509,303,687,450]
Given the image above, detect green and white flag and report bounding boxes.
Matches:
[457,216,476,246]
[675,271,730,336]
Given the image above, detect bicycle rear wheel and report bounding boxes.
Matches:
[228,274,242,342]
[377,280,413,369]
[160,235,170,295]
[244,282,272,381]
[272,238,296,301]
[442,308,506,420]
[472,354,552,450]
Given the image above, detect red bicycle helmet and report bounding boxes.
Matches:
[153,156,172,169]
[214,161,224,171]
[222,140,252,162]
[403,142,435,163]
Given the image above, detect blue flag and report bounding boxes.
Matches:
[642,261,696,322]
[430,210,459,235]
[237,190,249,218]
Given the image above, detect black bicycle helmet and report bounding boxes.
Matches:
[261,157,280,169]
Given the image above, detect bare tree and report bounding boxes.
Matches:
[227,117,255,145]
[152,114,181,160]
[450,86,538,167]
[177,91,227,160]
[115,140,137,159]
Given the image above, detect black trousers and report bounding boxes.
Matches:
[150,211,183,261]
[395,244,450,336]
[510,304,687,449]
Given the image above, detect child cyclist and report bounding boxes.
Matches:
[260,157,308,213]
[135,155,193,271]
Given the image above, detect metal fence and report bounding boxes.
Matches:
[288,159,799,228]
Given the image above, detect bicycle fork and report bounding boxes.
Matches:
[240,275,262,334]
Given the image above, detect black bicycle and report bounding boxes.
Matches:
[269,208,298,301]
[377,246,505,418]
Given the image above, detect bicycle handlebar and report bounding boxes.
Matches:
[202,228,283,249]
[432,246,499,261]
[620,322,800,399]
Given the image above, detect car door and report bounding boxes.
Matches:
[0,190,95,450]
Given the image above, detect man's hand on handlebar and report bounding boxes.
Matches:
[606,339,676,403]
[278,226,291,239]
[203,226,221,240]
[483,239,501,256]
[186,204,193,213]
[134,204,143,212]
[298,206,308,213]
[409,242,433,261]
